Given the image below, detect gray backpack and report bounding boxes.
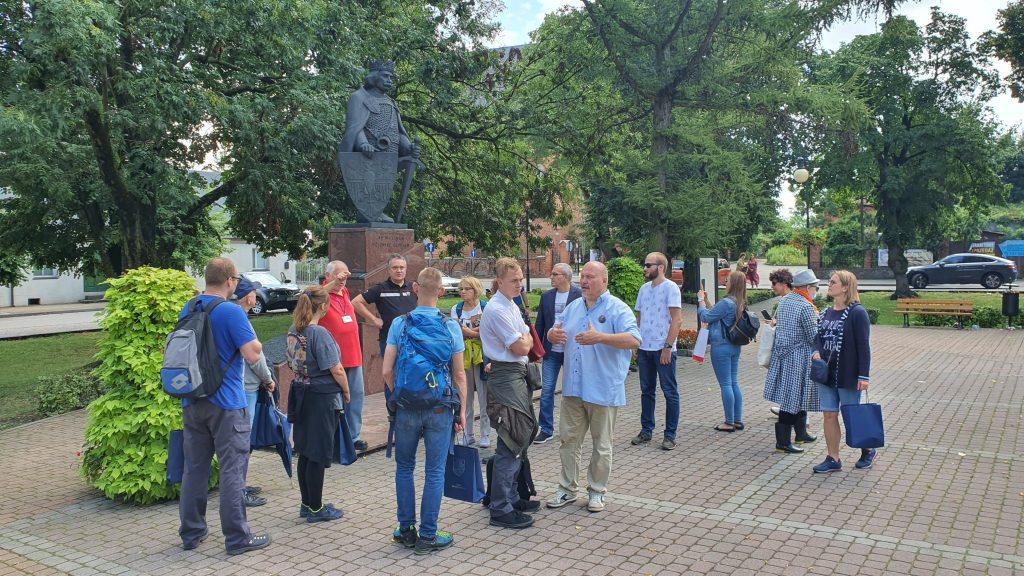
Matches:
[160,297,237,399]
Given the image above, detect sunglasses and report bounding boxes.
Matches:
[642,263,659,268]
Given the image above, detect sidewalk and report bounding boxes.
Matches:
[0,302,106,318]
[2,323,1023,575]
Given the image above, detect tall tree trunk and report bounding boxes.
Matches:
[651,90,673,254]
[887,241,914,299]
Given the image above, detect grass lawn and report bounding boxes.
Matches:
[859,292,1005,325]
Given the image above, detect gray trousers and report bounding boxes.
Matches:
[488,437,523,516]
[179,399,253,551]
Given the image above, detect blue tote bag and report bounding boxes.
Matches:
[333,410,357,466]
[444,435,485,503]
[167,429,184,485]
[841,392,885,449]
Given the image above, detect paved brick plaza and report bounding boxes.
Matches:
[1,323,1023,575]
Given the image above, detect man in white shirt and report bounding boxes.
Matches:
[479,258,538,530]
[632,252,683,451]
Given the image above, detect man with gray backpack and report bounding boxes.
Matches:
[382,267,467,555]
[163,258,272,556]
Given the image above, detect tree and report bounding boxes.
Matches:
[811,10,1007,297]
[983,0,1024,102]
[0,252,29,289]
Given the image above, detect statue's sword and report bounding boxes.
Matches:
[395,136,422,224]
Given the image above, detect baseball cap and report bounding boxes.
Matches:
[233,276,261,300]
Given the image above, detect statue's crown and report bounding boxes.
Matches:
[369,60,395,73]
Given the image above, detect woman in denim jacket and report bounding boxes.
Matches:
[697,271,748,432]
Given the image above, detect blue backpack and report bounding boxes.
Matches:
[391,311,456,410]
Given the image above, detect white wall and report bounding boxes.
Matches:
[1,272,87,307]
[192,240,293,291]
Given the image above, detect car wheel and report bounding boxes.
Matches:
[251,296,266,315]
[909,273,928,289]
[981,272,1003,289]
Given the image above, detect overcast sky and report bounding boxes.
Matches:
[491,1,1024,216]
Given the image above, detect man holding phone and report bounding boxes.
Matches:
[632,252,683,451]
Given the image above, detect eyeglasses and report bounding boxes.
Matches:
[642,263,659,268]
[231,276,241,282]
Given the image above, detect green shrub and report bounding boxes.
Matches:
[746,290,775,305]
[972,306,1004,328]
[766,244,805,266]
[681,292,698,305]
[81,267,208,504]
[865,308,879,325]
[607,257,644,307]
[37,370,105,416]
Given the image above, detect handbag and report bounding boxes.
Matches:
[333,411,358,465]
[757,324,775,368]
[444,434,485,503]
[841,391,885,448]
[166,429,184,485]
[527,325,546,362]
[810,357,829,384]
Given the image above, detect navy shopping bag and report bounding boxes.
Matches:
[333,411,357,466]
[167,429,184,485]
[444,439,485,503]
[841,393,885,449]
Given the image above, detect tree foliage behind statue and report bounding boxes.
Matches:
[81,267,204,503]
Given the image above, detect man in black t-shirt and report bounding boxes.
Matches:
[352,253,418,358]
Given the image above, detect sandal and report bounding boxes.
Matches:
[733,421,745,431]
[713,424,736,432]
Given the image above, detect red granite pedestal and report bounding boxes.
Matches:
[328,226,425,395]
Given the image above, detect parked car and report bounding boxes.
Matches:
[906,253,1018,289]
[240,271,301,314]
[671,260,684,286]
[440,274,461,295]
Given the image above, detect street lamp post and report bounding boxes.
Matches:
[794,157,811,270]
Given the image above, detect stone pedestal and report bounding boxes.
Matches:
[329,226,425,394]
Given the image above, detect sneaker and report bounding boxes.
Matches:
[392,525,417,548]
[855,449,878,469]
[630,433,652,446]
[812,455,843,474]
[464,435,476,446]
[479,436,491,448]
[489,510,534,529]
[769,406,780,416]
[244,492,267,507]
[533,431,553,445]
[587,493,605,513]
[181,528,209,551]
[661,439,676,451]
[226,534,272,556]
[299,504,312,518]
[306,503,344,523]
[513,499,541,512]
[546,490,578,509]
[244,486,262,495]
[354,439,368,451]
[414,530,454,555]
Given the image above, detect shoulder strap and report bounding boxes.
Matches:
[456,301,464,319]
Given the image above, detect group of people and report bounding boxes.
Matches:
[698,266,875,473]
[174,252,873,557]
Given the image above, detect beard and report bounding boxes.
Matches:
[645,268,658,280]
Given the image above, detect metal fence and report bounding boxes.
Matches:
[293,257,328,286]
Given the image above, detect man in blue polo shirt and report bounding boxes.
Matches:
[545,261,641,514]
[178,258,272,556]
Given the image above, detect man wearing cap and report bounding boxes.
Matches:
[231,276,275,507]
[319,260,368,451]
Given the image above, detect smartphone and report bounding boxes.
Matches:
[761,309,772,321]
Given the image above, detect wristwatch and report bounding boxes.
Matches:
[663,343,673,349]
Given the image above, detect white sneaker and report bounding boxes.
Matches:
[546,490,577,509]
[587,493,605,513]
[479,436,490,448]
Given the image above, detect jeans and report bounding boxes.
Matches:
[637,349,679,440]
[815,384,863,412]
[394,406,454,540]
[463,364,489,440]
[245,390,257,428]
[539,351,564,435]
[710,343,742,424]
[343,366,364,441]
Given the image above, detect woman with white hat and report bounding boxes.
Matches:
[763,268,820,454]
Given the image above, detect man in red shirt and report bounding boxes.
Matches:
[320,260,367,451]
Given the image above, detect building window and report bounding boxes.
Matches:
[253,250,269,271]
[32,267,57,279]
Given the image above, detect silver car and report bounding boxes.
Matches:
[906,253,1018,289]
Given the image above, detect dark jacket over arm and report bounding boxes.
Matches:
[534,285,583,353]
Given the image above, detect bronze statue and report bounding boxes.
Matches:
[338,60,421,224]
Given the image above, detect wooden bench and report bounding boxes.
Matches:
[895,298,974,329]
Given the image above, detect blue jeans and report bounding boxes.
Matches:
[710,343,742,424]
[539,351,564,435]
[344,366,364,441]
[638,349,679,440]
[394,406,454,540]
[245,390,258,428]
[815,383,863,412]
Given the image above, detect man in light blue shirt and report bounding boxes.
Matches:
[544,261,641,513]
